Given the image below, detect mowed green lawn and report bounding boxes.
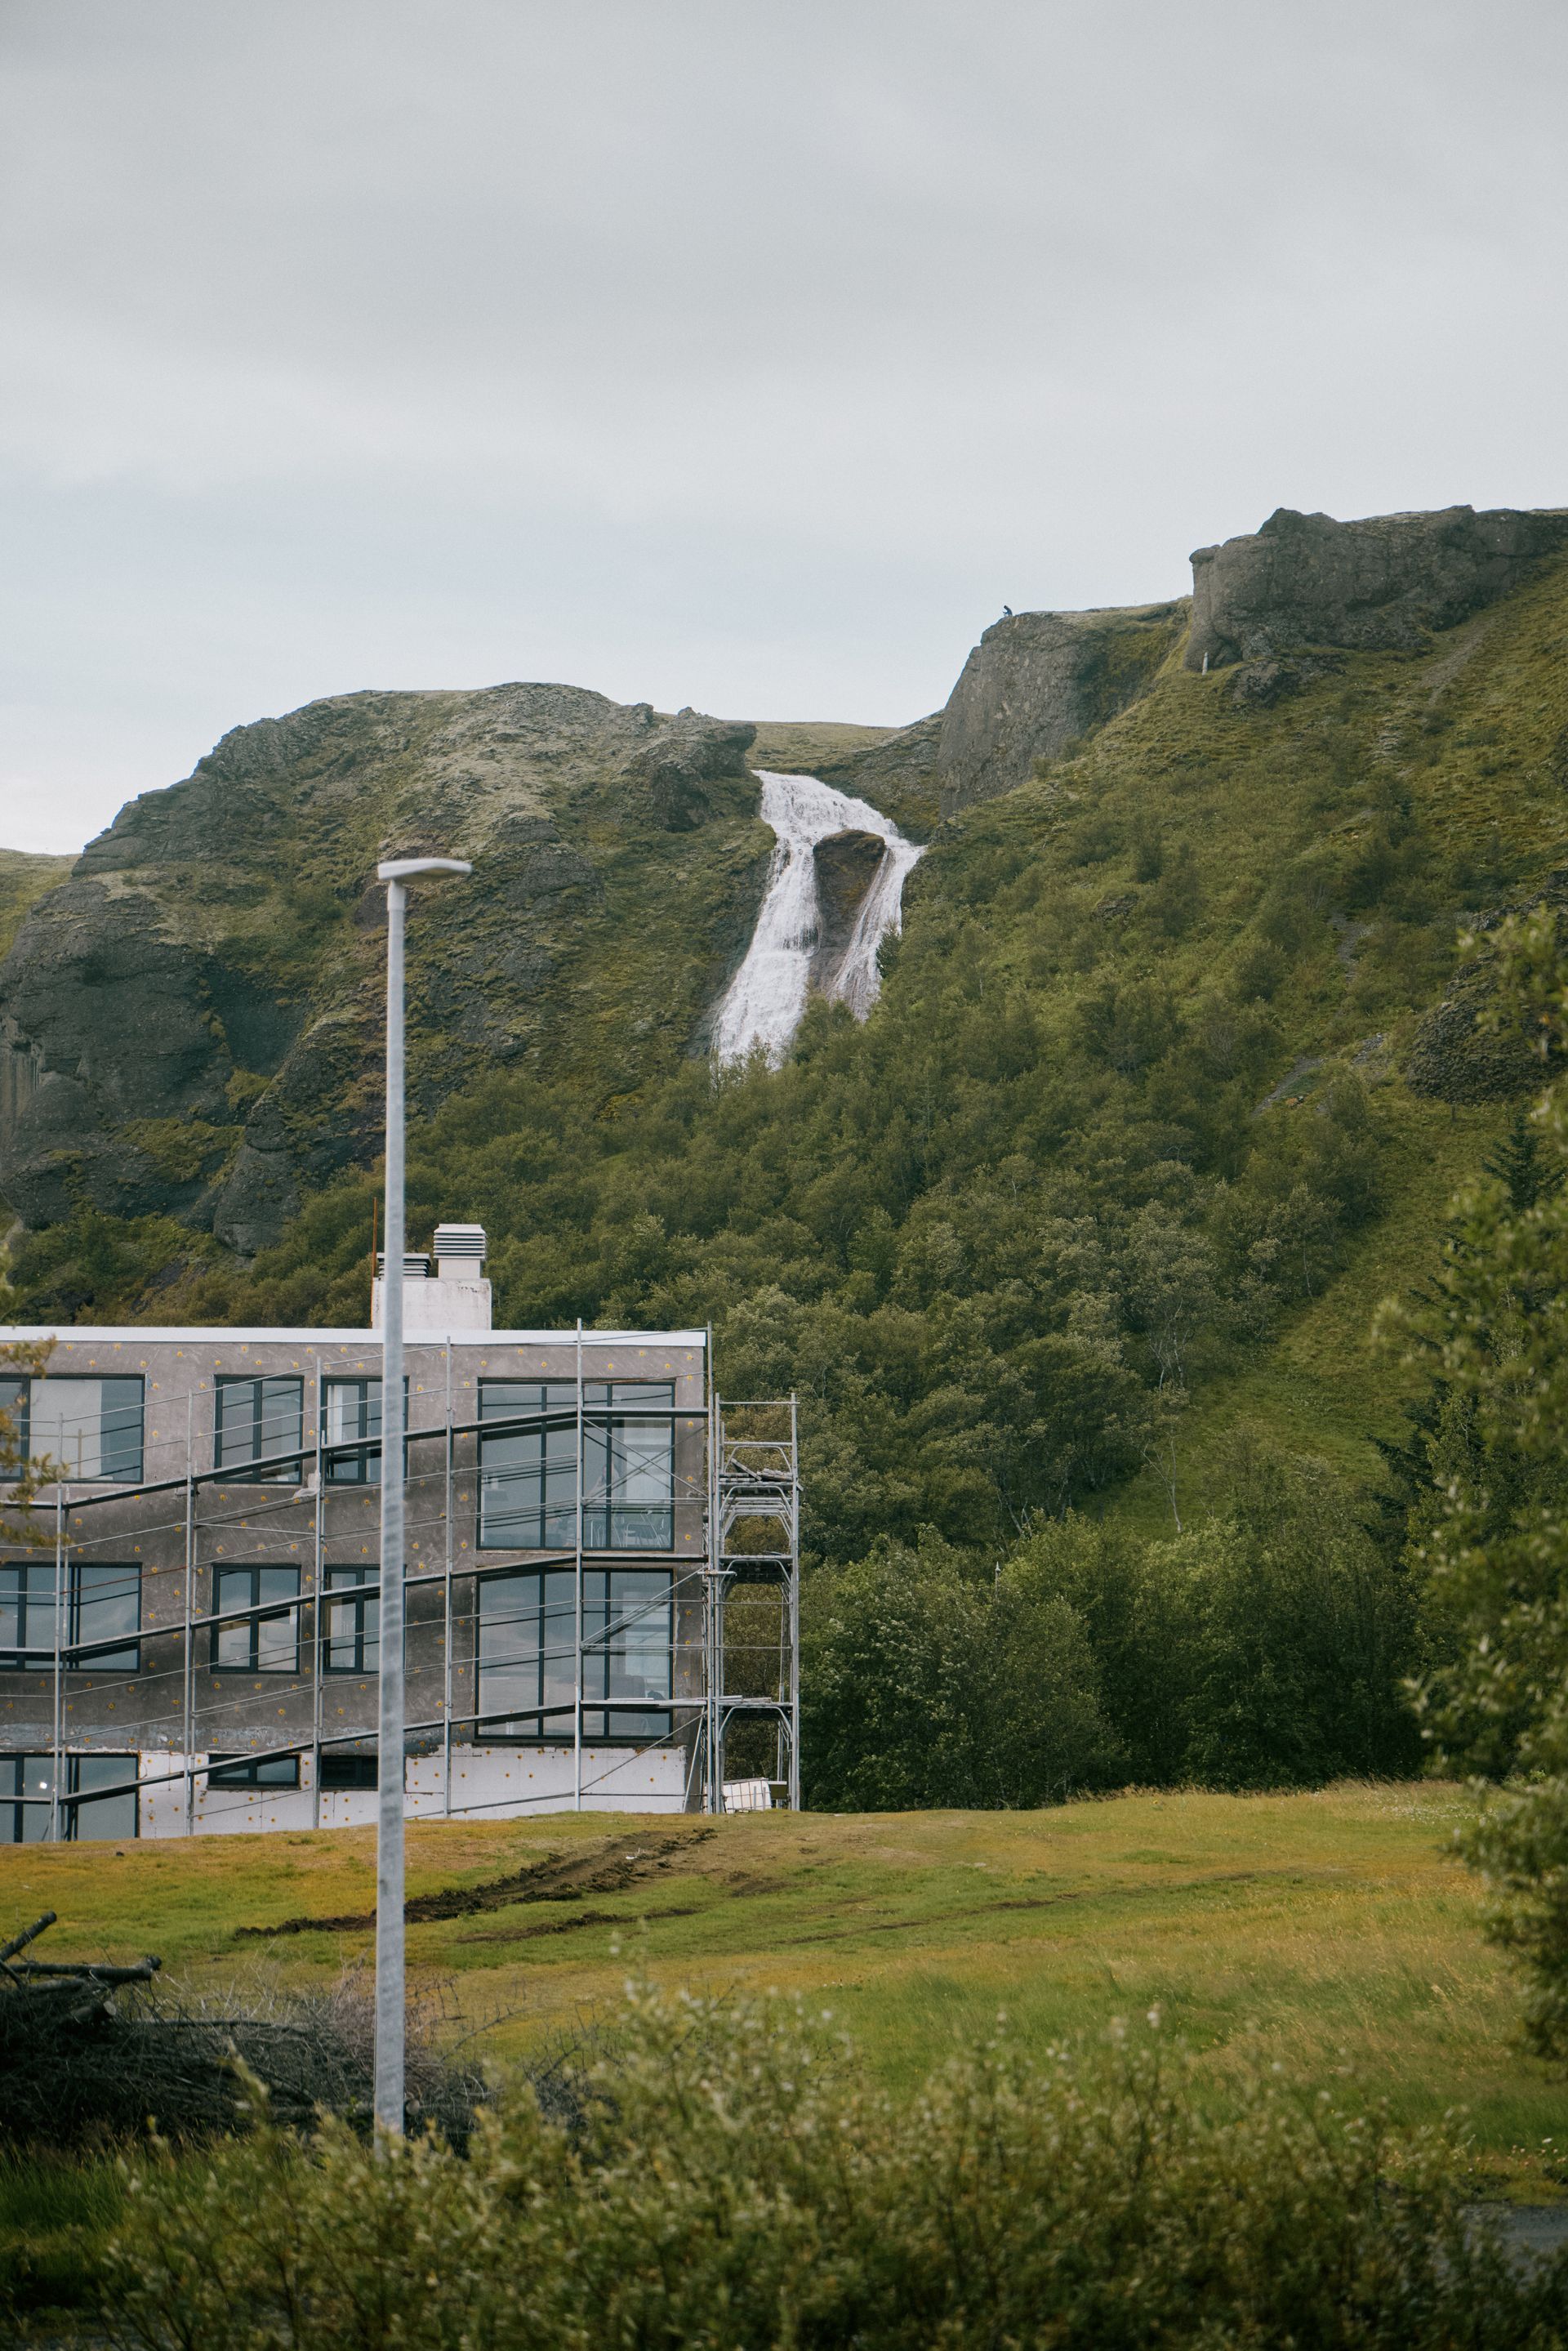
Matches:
[2,1782,1560,2170]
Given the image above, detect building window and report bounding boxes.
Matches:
[207,1751,301,1789]
[478,1382,577,1548]
[324,1379,379,1484]
[212,1565,300,1672]
[585,1385,675,1552]
[477,1382,675,1551]
[71,1563,140,1671]
[323,1379,408,1485]
[2,1753,139,1843]
[0,1562,140,1671]
[319,1751,378,1790]
[0,1377,143,1483]
[323,1564,379,1672]
[476,1565,672,1742]
[0,1561,56,1667]
[214,1376,303,1480]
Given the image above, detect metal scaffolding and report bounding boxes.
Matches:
[2,1365,800,1838]
[697,1397,802,1814]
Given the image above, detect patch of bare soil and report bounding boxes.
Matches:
[236,1829,716,1938]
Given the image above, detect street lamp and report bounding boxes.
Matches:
[374,854,472,2136]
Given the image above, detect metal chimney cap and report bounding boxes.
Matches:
[432,1223,487,1261]
[376,1251,431,1277]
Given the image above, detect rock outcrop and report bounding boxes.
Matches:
[1186,505,1568,671]
[811,831,887,986]
[0,685,765,1253]
[935,604,1186,815]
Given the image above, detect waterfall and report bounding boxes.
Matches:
[711,770,924,1066]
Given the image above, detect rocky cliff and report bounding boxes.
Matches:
[933,604,1187,814]
[1186,503,1568,671]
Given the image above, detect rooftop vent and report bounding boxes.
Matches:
[371,1224,491,1332]
[432,1223,487,1267]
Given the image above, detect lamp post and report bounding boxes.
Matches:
[374,854,472,2136]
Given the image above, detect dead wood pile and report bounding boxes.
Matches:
[0,1913,488,2148]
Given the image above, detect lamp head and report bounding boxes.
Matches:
[377,857,473,881]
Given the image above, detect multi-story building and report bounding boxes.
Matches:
[1,1226,799,1840]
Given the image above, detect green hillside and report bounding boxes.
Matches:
[0,1786,1559,2166]
[3,515,1567,1581]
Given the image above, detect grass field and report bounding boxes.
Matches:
[2,1782,1561,2177]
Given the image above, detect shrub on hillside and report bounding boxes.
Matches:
[803,1452,1421,1811]
[99,1982,1566,2351]
[800,1529,1125,1809]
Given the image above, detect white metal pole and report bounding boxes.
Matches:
[376,874,408,2136]
[372,853,470,2140]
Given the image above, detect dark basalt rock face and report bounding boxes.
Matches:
[0,685,763,1256]
[1187,505,1568,671]
[811,831,886,985]
[935,604,1186,815]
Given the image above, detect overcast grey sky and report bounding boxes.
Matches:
[3,0,1566,854]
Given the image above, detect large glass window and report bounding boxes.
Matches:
[2,1753,139,1842]
[207,1751,300,1789]
[476,1565,672,1742]
[0,1561,55,1666]
[585,1385,675,1551]
[478,1382,674,1551]
[1,1562,140,1670]
[323,1564,379,1673]
[71,1563,140,1670]
[1,1378,143,1483]
[479,1382,577,1548]
[323,1379,407,1485]
[212,1565,300,1672]
[214,1376,303,1480]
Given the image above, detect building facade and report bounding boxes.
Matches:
[1,1229,799,1840]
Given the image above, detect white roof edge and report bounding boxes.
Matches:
[0,1326,709,1349]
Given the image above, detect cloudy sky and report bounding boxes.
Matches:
[3,0,1566,854]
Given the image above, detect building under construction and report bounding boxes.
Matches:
[0,1225,799,1840]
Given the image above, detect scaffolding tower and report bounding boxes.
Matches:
[699,1397,801,1814]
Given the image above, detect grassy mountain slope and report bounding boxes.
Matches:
[4,552,1568,1562]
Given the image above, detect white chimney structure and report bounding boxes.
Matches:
[372,1221,492,1332]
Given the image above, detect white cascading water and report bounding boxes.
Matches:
[711,770,924,1066]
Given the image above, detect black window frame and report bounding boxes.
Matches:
[477,1381,675,1553]
[2,1752,139,1843]
[213,1376,304,1481]
[0,1559,56,1668]
[207,1751,301,1790]
[211,1564,301,1673]
[0,1560,140,1671]
[319,1751,378,1791]
[3,1376,144,1483]
[323,1563,379,1674]
[69,1561,141,1672]
[322,1377,408,1486]
[475,1563,674,1743]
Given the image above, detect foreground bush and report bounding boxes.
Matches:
[100,1983,1566,2351]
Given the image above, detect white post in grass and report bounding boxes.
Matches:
[374,854,472,2137]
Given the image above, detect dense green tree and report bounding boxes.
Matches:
[800,1529,1123,1810]
[1391,909,1568,2057]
